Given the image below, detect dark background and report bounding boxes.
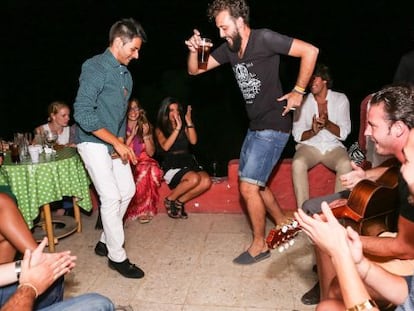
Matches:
[2,0,413,176]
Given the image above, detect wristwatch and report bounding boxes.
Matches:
[346,299,378,311]
[15,260,22,280]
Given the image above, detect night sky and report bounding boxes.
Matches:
[2,0,412,175]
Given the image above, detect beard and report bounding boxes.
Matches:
[227,30,242,53]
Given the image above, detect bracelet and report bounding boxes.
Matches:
[143,135,152,140]
[187,124,195,128]
[294,85,306,93]
[292,85,306,95]
[174,128,181,132]
[15,260,21,280]
[346,299,378,311]
[18,283,39,299]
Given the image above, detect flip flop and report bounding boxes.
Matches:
[233,250,271,265]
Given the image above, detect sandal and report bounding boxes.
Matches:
[164,198,180,219]
[138,214,151,224]
[175,200,188,219]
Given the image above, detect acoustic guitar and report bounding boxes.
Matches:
[266,165,400,252]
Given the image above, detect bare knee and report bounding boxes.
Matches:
[239,181,258,199]
[183,171,201,187]
[336,159,352,175]
[200,174,212,191]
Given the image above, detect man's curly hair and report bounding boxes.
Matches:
[207,0,250,25]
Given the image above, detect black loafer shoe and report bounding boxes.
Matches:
[301,282,320,305]
[108,258,145,279]
[95,241,108,257]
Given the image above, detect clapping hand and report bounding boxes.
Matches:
[173,111,183,130]
[185,105,193,126]
[142,123,150,136]
[19,238,77,296]
[312,114,321,134]
[316,110,329,129]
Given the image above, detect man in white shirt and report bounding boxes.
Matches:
[292,64,352,209]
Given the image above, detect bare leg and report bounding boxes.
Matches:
[177,172,212,203]
[0,193,38,263]
[167,171,202,201]
[239,181,268,257]
[259,186,289,225]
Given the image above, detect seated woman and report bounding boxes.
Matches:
[124,98,163,224]
[34,101,75,216]
[155,97,211,219]
[34,101,75,148]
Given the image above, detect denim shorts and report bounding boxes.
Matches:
[239,129,290,187]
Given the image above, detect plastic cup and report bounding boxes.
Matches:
[28,145,40,163]
[197,38,212,70]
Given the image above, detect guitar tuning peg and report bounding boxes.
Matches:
[278,245,285,253]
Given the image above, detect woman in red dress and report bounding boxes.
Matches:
[124,98,163,224]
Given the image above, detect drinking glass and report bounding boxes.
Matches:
[44,130,58,150]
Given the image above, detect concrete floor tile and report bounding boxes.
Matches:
[52,212,316,311]
[186,274,243,307]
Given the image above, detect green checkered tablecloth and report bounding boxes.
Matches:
[0,147,92,228]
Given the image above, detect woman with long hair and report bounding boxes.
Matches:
[124,98,163,224]
[155,97,211,219]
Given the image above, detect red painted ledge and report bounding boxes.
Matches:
[157,158,336,214]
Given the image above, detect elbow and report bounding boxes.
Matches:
[188,69,198,76]
[311,46,319,58]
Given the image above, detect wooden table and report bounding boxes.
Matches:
[0,147,92,251]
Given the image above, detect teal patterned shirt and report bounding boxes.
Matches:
[74,48,132,153]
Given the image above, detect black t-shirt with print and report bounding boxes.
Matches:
[211,28,293,132]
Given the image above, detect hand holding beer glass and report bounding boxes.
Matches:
[197,37,212,70]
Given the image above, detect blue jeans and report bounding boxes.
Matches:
[0,278,113,311]
[40,293,115,311]
[239,129,289,187]
[0,277,64,309]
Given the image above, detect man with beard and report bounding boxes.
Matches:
[301,85,414,309]
[185,0,319,265]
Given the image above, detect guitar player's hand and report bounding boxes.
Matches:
[295,203,351,256]
[339,161,366,190]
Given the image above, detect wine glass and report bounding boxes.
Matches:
[44,130,58,150]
